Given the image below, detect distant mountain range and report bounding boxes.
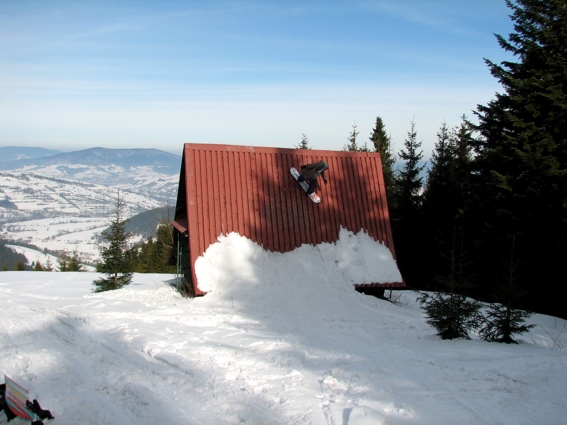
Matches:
[0,146,62,161]
[0,147,180,173]
[0,147,182,203]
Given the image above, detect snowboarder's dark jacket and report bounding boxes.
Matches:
[300,161,329,183]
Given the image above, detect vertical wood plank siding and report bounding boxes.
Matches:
[175,144,404,295]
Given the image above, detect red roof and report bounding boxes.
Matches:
[174,143,404,295]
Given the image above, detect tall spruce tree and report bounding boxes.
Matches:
[422,122,457,285]
[392,119,426,286]
[472,0,567,318]
[424,122,454,213]
[452,116,474,192]
[422,117,475,287]
[394,119,425,217]
[369,116,396,201]
[93,193,133,292]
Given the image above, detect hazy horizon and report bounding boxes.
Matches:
[1,1,514,158]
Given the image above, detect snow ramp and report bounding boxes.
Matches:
[172,143,404,296]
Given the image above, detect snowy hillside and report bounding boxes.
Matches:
[0,172,164,224]
[1,233,566,425]
[0,166,179,203]
[0,147,180,260]
[0,147,181,203]
[5,244,59,269]
[7,243,97,270]
[0,172,163,262]
[1,215,146,265]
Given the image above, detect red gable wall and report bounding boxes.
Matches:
[173,143,404,295]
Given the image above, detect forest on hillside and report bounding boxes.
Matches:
[300,0,566,321]
[0,239,28,270]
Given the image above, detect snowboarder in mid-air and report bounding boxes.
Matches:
[290,160,329,203]
[297,160,329,195]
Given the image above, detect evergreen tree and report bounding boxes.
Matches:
[452,116,474,192]
[93,193,133,292]
[33,261,45,271]
[419,229,483,340]
[154,222,175,273]
[479,236,534,343]
[44,258,53,271]
[472,0,567,318]
[391,119,426,287]
[421,122,457,286]
[343,123,368,152]
[68,250,84,271]
[60,250,84,272]
[15,261,25,271]
[133,236,160,273]
[394,119,425,218]
[132,219,175,273]
[424,122,454,209]
[133,237,153,273]
[369,116,396,201]
[421,117,475,288]
[58,255,69,272]
[295,133,312,150]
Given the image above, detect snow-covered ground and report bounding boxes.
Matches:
[2,216,148,265]
[6,245,96,272]
[0,171,163,225]
[2,217,108,263]
[1,233,566,424]
[0,172,164,264]
[6,164,179,203]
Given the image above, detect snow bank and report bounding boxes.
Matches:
[195,227,402,296]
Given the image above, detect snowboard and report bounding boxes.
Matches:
[290,167,321,203]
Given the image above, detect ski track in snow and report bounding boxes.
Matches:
[1,265,567,423]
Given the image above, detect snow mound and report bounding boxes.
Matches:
[195,227,402,297]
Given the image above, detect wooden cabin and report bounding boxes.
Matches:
[172,143,404,296]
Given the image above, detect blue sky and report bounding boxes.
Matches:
[0,1,514,157]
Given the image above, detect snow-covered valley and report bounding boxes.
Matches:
[0,172,164,224]
[0,172,164,264]
[0,148,180,264]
